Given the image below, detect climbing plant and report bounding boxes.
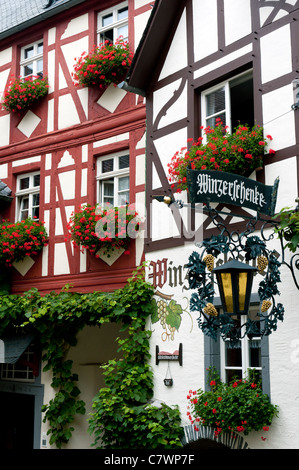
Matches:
[88,316,183,449]
[0,266,183,449]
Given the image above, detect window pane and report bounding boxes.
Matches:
[100,29,114,43]
[103,180,114,196]
[24,64,33,77]
[118,7,128,20]
[102,159,114,173]
[102,12,113,27]
[206,87,225,116]
[226,369,242,383]
[119,155,129,169]
[102,180,114,206]
[118,176,129,191]
[21,197,29,210]
[37,59,43,73]
[20,177,30,190]
[32,206,39,219]
[225,340,242,367]
[33,174,40,187]
[117,24,128,39]
[118,191,129,206]
[37,42,43,54]
[24,46,34,59]
[249,340,261,368]
[21,209,29,220]
[32,193,40,207]
[206,112,226,128]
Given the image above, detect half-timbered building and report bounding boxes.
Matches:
[0,0,152,449]
[127,0,299,449]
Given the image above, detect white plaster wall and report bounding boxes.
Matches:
[265,156,298,212]
[193,0,218,62]
[146,0,299,451]
[0,68,10,101]
[260,25,292,84]
[0,115,10,147]
[224,0,252,45]
[0,47,12,67]
[134,9,152,50]
[146,244,206,429]
[146,233,299,449]
[151,127,188,241]
[58,94,80,129]
[153,78,188,129]
[61,36,89,79]
[159,8,188,80]
[59,324,128,449]
[262,85,296,151]
[61,13,89,40]
[245,235,299,449]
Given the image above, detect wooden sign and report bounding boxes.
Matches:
[187,170,279,217]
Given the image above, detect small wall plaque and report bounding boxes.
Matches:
[156,343,182,366]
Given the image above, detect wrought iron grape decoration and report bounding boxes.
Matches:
[187,229,285,347]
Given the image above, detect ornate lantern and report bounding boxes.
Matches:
[213,259,257,316]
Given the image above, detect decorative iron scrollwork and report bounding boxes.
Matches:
[186,208,285,345]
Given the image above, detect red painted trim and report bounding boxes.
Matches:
[0,105,146,162]
[10,266,139,295]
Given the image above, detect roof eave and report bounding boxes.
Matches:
[126,0,184,94]
[0,0,87,41]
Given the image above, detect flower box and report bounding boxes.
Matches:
[2,75,49,113]
[0,218,48,267]
[72,38,133,89]
[67,203,140,258]
[168,121,275,193]
[187,368,278,440]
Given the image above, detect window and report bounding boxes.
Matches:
[220,306,262,384]
[20,40,43,79]
[1,343,36,382]
[97,152,130,207]
[15,172,40,221]
[201,70,254,132]
[204,300,270,395]
[97,2,128,44]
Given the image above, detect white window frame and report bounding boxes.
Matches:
[201,69,253,134]
[15,172,40,222]
[220,308,262,383]
[20,39,43,79]
[97,1,128,44]
[0,343,36,382]
[96,150,130,207]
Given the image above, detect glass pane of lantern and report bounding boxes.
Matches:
[238,272,247,311]
[220,272,233,312]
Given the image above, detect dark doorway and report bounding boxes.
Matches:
[0,392,34,449]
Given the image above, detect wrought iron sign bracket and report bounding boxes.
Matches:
[151,193,299,291]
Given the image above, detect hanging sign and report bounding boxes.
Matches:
[156,343,183,365]
[187,170,279,216]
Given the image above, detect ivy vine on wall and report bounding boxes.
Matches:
[0,266,183,449]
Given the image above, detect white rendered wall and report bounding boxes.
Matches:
[147,0,299,449]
